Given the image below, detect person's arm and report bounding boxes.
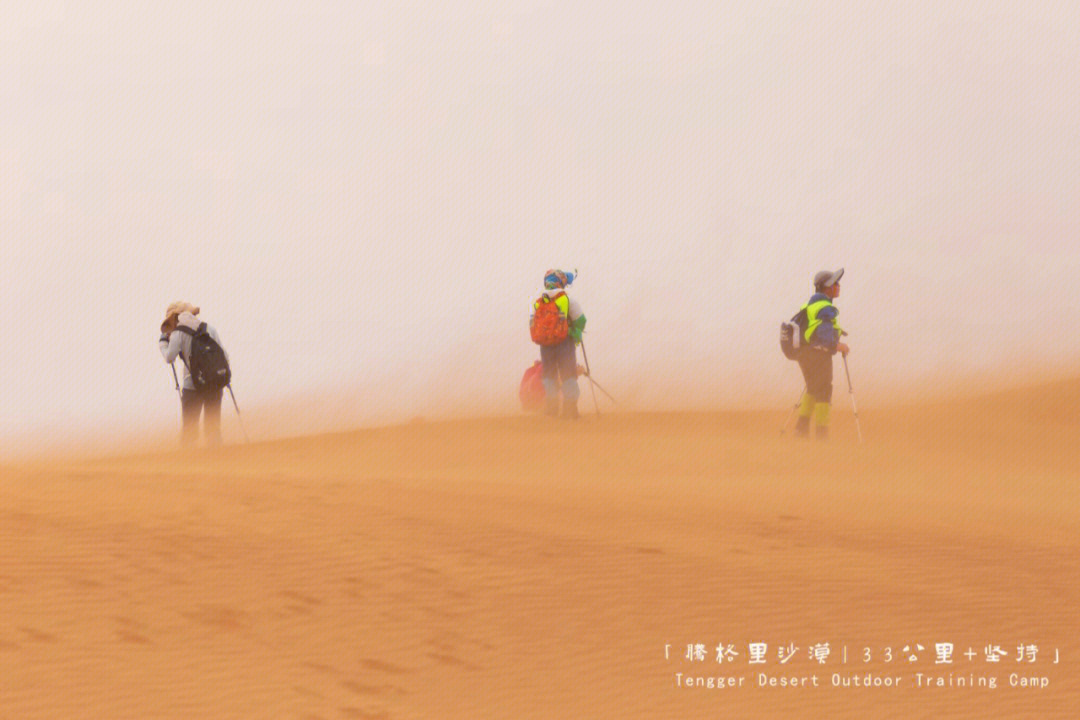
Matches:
[817,306,849,355]
[160,332,182,363]
[815,306,840,352]
[567,300,586,342]
[835,321,848,354]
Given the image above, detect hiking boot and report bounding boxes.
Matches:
[816,426,829,440]
[545,398,560,417]
[794,416,810,438]
[562,399,579,420]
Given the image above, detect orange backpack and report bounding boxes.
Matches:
[530,292,569,346]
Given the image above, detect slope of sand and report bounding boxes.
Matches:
[2,380,1078,719]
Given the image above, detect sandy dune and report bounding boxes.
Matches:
[2,379,1077,719]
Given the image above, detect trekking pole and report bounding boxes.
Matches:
[779,386,805,436]
[170,363,185,429]
[170,363,183,400]
[841,354,864,443]
[585,375,619,407]
[225,384,251,443]
[579,338,601,418]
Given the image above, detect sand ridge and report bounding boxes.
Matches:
[1,379,1077,718]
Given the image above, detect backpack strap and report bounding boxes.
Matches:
[539,291,566,303]
[175,322,208,336]
[172,323,207,370]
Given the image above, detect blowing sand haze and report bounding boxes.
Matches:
[3,1,1078,718]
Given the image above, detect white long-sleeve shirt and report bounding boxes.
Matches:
[158,312,228,390]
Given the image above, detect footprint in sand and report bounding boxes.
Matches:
[301,661,335,675]
[115,629,152,644]
[279,589,323,615]
[339,707,390,720]
[426,651,479,670]
[182,604,249,631]
[342,576,379,600]
[358,659,409,675]
[19,627,57,642]
[112,617,152,645]
[339,679,400,697]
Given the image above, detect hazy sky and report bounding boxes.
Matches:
[2,2,1078,451]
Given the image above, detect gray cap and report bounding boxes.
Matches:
[814,267,844,289]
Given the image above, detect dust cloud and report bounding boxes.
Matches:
[2,2,1076,456]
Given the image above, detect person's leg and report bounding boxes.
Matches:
[558,340,580,419]
[539,345,560,416]
[816,355,835,439]
[804,350,834,439]
[203,387,223,447]
[795,355,816,437]
[180,388,202,446]
[814,402,831,439]
[797,349,834,438]
[794,392,814,437]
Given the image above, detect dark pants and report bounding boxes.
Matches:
[539,339,580,406]
[795,347,835,433]
[181,386,223,447]
[797,347,833,403]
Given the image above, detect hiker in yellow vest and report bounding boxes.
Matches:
[530,270,586,419]
[795,269,849,439]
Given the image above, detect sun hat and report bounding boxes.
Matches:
[163,302,200,327]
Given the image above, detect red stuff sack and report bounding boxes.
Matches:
[519,361,545,412]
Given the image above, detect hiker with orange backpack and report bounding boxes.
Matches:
[530,269,586,419]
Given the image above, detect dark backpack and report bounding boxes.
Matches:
[780,307,809,360]
[178,322,231,389]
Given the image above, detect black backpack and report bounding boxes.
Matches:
[779,307,809,360]
[177,322,231,389]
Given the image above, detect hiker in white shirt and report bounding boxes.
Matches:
[159,302,229,446]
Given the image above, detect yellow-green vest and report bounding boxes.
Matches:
[802,298,843,344]
[533,292,569,317]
